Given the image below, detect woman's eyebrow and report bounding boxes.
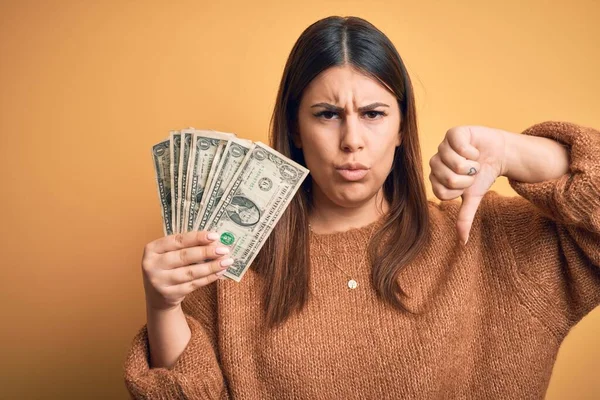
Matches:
[310,102,390,112]
[310,103,344,112]
[358,102,389,112]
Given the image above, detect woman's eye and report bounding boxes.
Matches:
[364,111,385,119]
[315,111,339,120]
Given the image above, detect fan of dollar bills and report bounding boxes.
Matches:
[151,128,309,282]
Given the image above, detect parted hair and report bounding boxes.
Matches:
[253,16,430,327]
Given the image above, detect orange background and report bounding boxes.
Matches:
[1,1,598,398]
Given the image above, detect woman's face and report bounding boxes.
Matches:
[296,65,401,209]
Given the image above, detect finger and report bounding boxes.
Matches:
[166,272,223,298]
[446,128,480,161]
[150,230,219,254]
[161,244,231,269]
[167,257,234,285]
[429,173,463,201]
[438,140,481,176]
[456,193,483,245]
[430,155,476,190]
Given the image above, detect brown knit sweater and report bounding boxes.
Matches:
[124,121,600,399]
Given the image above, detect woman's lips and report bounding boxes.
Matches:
[336,168,369,181]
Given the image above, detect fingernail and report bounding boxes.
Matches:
[216,247,230,255]
[207,232,219,241]
[220,258,234,268]
[464,235,470,245]
[216,269,227,276]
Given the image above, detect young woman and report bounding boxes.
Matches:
[125,16,600,399]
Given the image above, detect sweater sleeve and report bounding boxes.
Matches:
[494,121,600,338]
[123,284,229,399]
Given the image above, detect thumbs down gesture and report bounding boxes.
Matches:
[429,126,509,245]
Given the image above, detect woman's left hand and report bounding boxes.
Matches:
[429,126,510,245]
[429,124,570,245]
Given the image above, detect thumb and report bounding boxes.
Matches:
[457,193,483,245]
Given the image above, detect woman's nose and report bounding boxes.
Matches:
[340,115,365,152]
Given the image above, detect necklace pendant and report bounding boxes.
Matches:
[348,279,358,289]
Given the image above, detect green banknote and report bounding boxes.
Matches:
[151,139,173,235]
[195,138,254,231]
[169,131,181,233]
[176,129,194,233]
[183,130,235,232]
[205,142,309,282]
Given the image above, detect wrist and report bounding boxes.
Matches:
[146,298,183,314]
[146,302,185,331]
[501,130,570,183]
[500,129,520,179]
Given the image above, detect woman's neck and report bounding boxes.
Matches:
[309,188,388,234]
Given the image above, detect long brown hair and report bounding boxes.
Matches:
[254,16,430,327]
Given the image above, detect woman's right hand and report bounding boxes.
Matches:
[141,230,233,311]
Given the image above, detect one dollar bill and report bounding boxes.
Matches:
[183,130,234,232]
[195,138,254,231]
[176,129,194,233]
[151,139,173,235]
[169,131,181,233]
[205,142,309,282]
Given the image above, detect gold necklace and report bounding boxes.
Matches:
[309,223,377,290]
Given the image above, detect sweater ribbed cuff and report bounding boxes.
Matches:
[170,315,207,373]
[124,314,225,399]
[508,121,600,232]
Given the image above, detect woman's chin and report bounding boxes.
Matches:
[328,188,379,209]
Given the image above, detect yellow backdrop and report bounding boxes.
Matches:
[1,0,598,398]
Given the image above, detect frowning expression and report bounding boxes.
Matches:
[296,65,401,208]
